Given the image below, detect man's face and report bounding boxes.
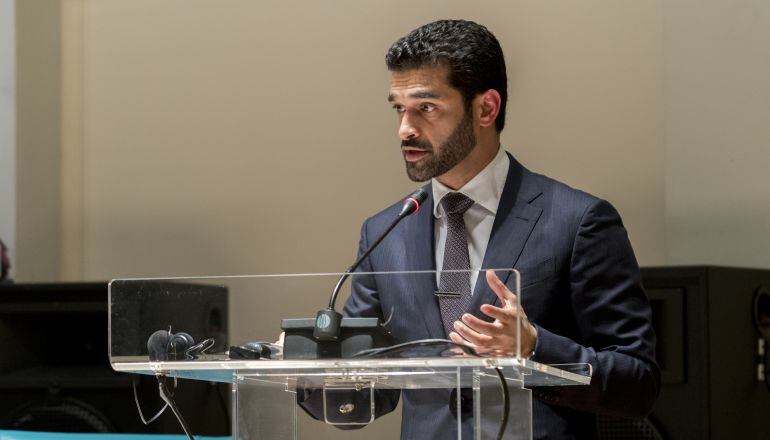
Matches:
[388,66,477,182]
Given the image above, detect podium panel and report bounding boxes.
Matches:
[108,271,591,439]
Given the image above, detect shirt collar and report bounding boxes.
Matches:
[432,147,510,218]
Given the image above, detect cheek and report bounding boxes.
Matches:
[430,122,458,144]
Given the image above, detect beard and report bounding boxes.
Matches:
[403,109,476,182]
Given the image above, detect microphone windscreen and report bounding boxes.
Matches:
[409,188,428,205]
[147,329,170,361]
[400,188,428,217]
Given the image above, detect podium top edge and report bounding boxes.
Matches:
[111,357,591,385]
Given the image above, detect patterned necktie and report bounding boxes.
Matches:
[437,192,475,336]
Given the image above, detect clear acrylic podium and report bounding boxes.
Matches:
[108,270,591,439]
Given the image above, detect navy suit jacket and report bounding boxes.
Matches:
[341,154,660,439]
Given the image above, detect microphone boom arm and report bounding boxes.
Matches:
[314,189,426,342]
[328,213,405,310]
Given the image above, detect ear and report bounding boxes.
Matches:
[475,89,501,129]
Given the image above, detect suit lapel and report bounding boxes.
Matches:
[403,184,445,339]
[468,155,543,319]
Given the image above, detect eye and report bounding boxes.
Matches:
[392,104,405,113]
[420,103,436,112]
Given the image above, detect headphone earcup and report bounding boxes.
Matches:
[168,332,195,359]
[147,329,171,361]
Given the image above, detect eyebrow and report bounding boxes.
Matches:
[388,91,442,102]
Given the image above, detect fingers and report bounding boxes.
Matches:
[447,274,531,357]
[453,320,494,346]
[449,331,476,350]
[485,270,516,306]
[461,313,502,333]
[479,303,512,322]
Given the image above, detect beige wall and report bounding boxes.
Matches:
[665,0,770,268]
[15,0,62,281]
[505,2,665,266]
[55,0,665,284]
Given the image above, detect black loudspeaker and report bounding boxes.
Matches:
[0,282,229,435]
[598,266,770,439]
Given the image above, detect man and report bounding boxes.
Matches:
[303,19,659,439]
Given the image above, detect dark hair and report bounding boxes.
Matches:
[385,20,508,131]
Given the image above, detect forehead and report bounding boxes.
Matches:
[388,66,457,100]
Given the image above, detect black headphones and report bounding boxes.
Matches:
[147,328,213,361]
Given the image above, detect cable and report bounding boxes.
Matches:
[184,337,215,360]
[157,375,195,440]
[352,338,478,358]
[493,367,510,440]
[133,373,208,439]
[132,376,169,425]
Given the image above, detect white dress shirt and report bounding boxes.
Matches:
[432,147,510,294]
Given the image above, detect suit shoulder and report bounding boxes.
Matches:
[522,167,628,235]
[526,168,607,216]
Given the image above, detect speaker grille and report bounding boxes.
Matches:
[597,415,666,440]
[5,396,115,433]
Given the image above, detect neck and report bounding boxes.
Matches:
[436,135,500,190]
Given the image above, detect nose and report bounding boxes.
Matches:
[398,113,418,140]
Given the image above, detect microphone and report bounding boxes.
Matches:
[399,188,428,217]
[313,188,428,342]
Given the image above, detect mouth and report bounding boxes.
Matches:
[402,147,431,162]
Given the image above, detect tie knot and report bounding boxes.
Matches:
[440,192,474,216]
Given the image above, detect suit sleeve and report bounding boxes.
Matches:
[530,199,661,418]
